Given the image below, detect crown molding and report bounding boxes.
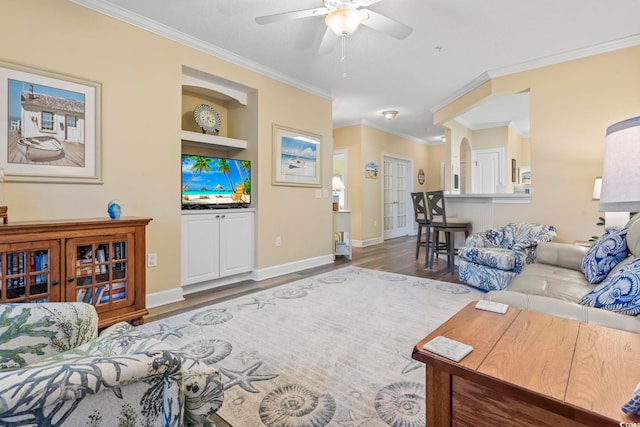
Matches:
[431,33,640,113]
[69,0,332,101]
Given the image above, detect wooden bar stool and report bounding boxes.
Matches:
[410,192,431,263]
[425,190,472,274]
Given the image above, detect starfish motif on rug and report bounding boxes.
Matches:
[399,351,423,374]
[220,361,278,393]
[240,297,275,310]
[236,350,259,365]
[336,409,376,426]
[146,323,188,340]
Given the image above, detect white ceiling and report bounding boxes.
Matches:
[72,0,640,144]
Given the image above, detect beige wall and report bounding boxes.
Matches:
[334,125,429,242]
[0,0,333,296]
[434,46,640,242]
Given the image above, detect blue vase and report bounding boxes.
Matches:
[107,200,122,219]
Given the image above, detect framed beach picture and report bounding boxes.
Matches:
[0,60,102,183]
[272,124,321,187]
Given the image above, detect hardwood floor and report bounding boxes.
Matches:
[145,235,464,323]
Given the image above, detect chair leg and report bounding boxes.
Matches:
[449,232,455,275]
[415,226,423,259]
[424,224,431,265]
[429,230,438,269]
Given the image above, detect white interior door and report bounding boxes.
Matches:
[383,156,410,239]
[472,149,502,193]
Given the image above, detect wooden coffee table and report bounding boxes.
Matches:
[412,301,640,426]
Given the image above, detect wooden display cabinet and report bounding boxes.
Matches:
[0,217,151,328]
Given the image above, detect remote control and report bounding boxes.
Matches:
[475,300,508,314]
[422,336,473,362]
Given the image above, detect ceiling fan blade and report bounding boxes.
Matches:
[360,9,413,39]
[318,27,337,54]
[255,7,329,25]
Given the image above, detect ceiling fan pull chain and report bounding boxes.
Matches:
[341,34,348,77]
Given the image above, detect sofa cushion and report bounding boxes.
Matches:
[579,257,640,316]
[581,227,628,284]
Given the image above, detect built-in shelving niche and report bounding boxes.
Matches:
[181,65,255,150]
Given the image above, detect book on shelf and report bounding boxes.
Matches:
[96,249,107,273]
[113,242,126,260]
[99,282,127,303]
[76,265,95,276]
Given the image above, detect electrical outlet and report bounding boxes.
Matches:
[147,253,157,267]
[275,236,281,247]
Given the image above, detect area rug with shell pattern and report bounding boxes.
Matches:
[137,267,484,426]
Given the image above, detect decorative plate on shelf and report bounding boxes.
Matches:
[194,104,221,134]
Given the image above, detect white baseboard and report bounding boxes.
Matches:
[353,237,383,247]
[146,255,335,308]
[146,287,184,309]
[251,254,335,281]
[181,272,254,295]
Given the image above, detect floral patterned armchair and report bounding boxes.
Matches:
[458,223,557,291]
[0,302,223,426]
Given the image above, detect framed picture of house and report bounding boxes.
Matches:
[272,124,321,187]
[0,61,102,183]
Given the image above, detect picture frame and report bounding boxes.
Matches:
[365,162,378,179]
[511,158,516,183]
[272,124,321,187]
[0,60,102,183]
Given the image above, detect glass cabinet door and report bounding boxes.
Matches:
[0,241,61,303]
[67,234,134,309]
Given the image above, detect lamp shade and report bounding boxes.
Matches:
[599,116,640,212]
[332,176,345,191]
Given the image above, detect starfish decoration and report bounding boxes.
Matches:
[399,350,423,374]
[220,361,278,393]
[146,323,188,340]
[240,297,275,310]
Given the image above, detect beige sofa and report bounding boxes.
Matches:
[485,216,640,333]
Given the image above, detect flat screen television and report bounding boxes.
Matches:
[181,154,251,209]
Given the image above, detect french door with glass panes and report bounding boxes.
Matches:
[383,156,410,239]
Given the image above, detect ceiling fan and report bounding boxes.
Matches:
[255,0,413,41]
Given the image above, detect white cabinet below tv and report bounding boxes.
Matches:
[181,210,254,287]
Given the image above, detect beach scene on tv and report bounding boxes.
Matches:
[181,155,251,207]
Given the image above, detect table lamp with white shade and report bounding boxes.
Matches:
[332,176,345,211]
[598,116,640,227]
[592,176,629,228]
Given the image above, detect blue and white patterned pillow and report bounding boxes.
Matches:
[579,257,640,316]
[581,227,628,284]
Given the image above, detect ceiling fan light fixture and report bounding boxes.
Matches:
[383,110,398,120]
[325,7,363,35]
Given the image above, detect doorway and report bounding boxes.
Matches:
[472,148,504,193]
[383,155,411,239]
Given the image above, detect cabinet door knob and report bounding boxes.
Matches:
[67,277,75,283]
[51,281,59,286]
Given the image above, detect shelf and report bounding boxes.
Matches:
[181,130,247,151]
